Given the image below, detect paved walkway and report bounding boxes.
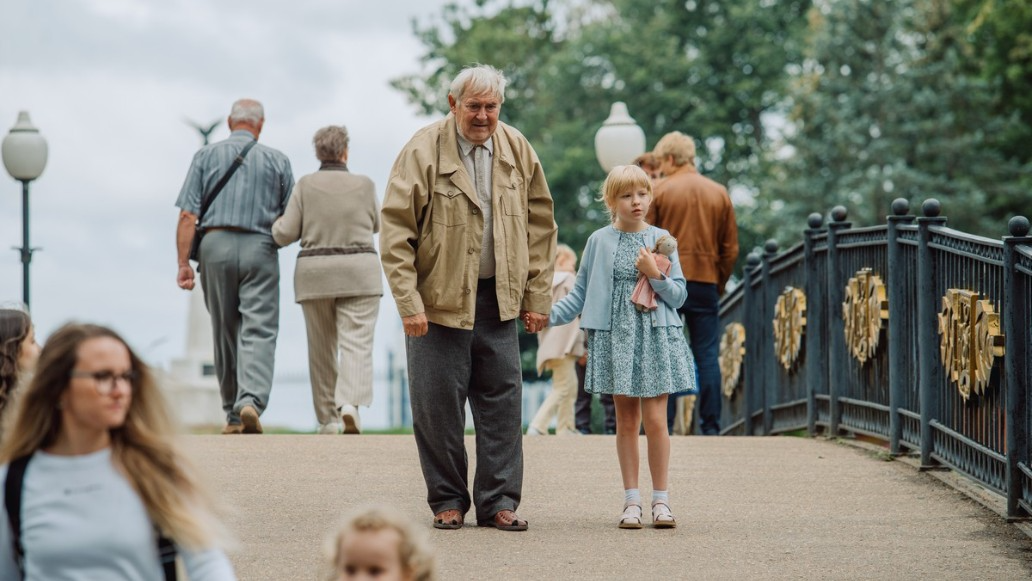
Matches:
[184,435,1032,580]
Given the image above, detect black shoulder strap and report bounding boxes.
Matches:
[4,455,177,581]
[156,530,178,581]
[196,139,257,224]
[4,455,31,577]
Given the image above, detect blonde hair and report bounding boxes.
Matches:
[653,131,697,168]
[598,165,653,222]
[0,323,229,551]
[633,152,659,171]
[555,243,577,272]
[326,505,436,581]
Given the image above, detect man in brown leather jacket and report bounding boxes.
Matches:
[646,131,739,435]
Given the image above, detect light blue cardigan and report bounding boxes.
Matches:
[549,225,687,331]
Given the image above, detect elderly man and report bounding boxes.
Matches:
[380,65,556,531]
[647,131,739,436]
[175,98,294,435]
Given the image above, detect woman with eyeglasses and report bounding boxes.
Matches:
[0,323,236,580]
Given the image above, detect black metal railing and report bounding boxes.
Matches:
[716,198,1032,520]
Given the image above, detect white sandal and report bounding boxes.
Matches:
[618,503,643,529]
[652,501,676,529]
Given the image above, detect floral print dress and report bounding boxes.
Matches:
[585,230,698,398]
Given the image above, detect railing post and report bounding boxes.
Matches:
[804,213,825,437]
[887,199,915,455]
[917,199,946,469]
[742,252,762,436]
[826,206,851,436]
[1004,216,1031,519]
[762,240,779,435]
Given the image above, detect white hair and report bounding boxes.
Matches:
[229,99,264,125]
[449,64,507,104]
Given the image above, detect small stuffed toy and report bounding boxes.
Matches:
[630,234,677,312]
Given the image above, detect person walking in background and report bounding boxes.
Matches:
[325,505,436,581]
[574,348,616,435]
[380,64,556,532]
[273,125,381,435]
[633,152,662,182]
[0,323,236,579]
[0,306,40,416]
[647,131,739,436]
[175,98,294,435]
[527,244,584,436]
[549,165,697,530]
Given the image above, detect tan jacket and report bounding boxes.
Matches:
[272,167,382,302]
[646,165,739,291]
[380,115,557,329]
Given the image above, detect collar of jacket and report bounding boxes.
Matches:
[319,161,349,171]
[436,114,518,207]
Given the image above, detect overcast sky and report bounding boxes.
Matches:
[0,0,469,425]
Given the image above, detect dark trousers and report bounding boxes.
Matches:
[405,278,523,522]
[575,359,615,434]
[669,282,721,435]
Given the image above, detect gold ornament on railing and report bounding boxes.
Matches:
[719,323,746,398]
[842,268,888,365]
[937,289,1005,401]
[772,287,806,371]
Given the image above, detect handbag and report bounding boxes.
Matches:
[188,139,258,267]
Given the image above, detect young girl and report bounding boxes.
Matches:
[549,164,697,529]
[527,244,585,435]
[0,323,236,579]
[326,505,436,581]
[0,307,40,415]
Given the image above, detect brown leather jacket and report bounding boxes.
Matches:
[646,165,739,292]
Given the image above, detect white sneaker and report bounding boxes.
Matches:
[341,405,361,434]
[317,423,341,435]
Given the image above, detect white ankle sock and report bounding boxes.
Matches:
[624,488,641,505]
[652,490,669,505]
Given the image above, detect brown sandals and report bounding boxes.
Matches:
[433,509,464,530]
[477,509,529,531]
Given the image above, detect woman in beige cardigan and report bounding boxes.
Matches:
[273,125,381,434]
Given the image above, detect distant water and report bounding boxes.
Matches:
[258,375,552,432]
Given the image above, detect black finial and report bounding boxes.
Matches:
[831,206,848,222]
[807,213,823,229]
[891,198,909,216]
[746,253,761,267]
[764,239,779,254]
[1009,216,1031,237]
[922,199,941,218]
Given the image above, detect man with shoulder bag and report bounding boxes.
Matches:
[174,98,294,435]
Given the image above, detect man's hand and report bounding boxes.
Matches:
[521,310,548,334]
[402,313,429,337]
[177,264,196,290]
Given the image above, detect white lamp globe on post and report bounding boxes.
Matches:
[2,111,48,309]
[594,102,646,173]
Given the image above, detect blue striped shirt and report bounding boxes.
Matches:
[175,130,294,235]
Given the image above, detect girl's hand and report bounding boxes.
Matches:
[635,248,663,279]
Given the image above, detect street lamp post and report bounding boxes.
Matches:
[2,111,48,309]
[594,102,646,173]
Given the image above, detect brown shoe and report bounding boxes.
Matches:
[433,509,464,530]
[221,423,243,435]
[240,405,263,434]
[477,509,528,531]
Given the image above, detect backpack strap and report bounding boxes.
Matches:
[4,455,31,578]
[4,455,178,581]
[156,529,178,581]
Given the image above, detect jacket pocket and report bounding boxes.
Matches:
[430,189,468,226]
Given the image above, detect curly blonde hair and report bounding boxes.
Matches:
[326,505,436,581]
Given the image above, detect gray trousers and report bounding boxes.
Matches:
[199,230,279,424]
[406,278,523,522]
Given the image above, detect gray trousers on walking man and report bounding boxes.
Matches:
[199,230,279,423]
[406,278,524,523]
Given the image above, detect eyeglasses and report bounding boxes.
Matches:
[70,369,137,395]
